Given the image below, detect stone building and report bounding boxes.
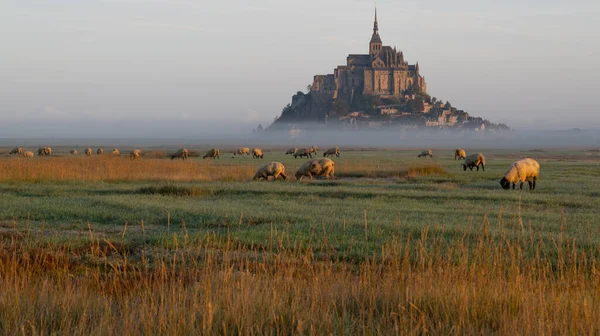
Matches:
[312,9,427,104]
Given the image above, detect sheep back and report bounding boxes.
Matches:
[253,162,287,181]
[500,158,540,190]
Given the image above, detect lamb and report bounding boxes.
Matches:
[253,162,287,181]
[10,147,23,155]
[323,147,340,158]
[295,158,335,181]
[171,148,189,160]
[129,149,142,160]
[234,147,250,156]
[23,151,34,158]
[293,148,312,159]
[455,148,467,160]
[252,148,264,158]
[203,148,220,159]
[112,148,120,156]
[97,148,104,155]
[462,153,485,171]
[70,149,78,155]
[418,149,433,158]
[285,148,298,155]
[85,147,92,156]
[500,158,540,190]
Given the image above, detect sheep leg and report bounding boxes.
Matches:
[532,177,537,190]
[519,182,524,190]
[512,183,515,190]
[280,172,287,180]
[528,180,533,190]
[481,164,485,172]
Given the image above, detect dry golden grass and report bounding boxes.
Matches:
[336,161,447,178]
[0,224,598,335]
[0,156,255,182]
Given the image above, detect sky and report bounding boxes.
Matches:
[1,0,599,137]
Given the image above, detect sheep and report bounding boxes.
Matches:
[70,149,79,155]
[85,147,92,156]
[455,148,466,160]
[323,147,340,158]
[253,162,287,181]
[252,148,264,158]
[234,147,251,156]
[170,148,189,160]
[203,148,220,159]
[37,147,51,156]
[46,147,52,156]
[285,148,298,155]
[23,151,34,158]
[500,158,540,190]
[10,147,23,155]
[418,149,433,158]
[112,148,120,156]
[295,158,335,181]
[129,149,142,160]
[96,148,104,155]
[462,153,485,171]
[293,148,312,159]
[309,146,319,155]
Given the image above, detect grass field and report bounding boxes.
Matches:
[0,147,599,334]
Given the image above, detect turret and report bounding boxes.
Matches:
[369,8,382,56]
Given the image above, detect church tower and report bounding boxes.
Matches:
[369,8,382,56]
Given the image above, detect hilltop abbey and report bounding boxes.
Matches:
[311,9,426,102]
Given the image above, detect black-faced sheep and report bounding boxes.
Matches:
[253,162,287,181]
[203,148,220,159]
[70,149,79,155]
[293,148,312,159]
[85,148,92,156]
[418,149,433,158]
[96,148,104,155]
[500,158,540,190]
[234,147,250,156]
[171,148,189,160]
[323,147,340,158]
[130,149,142,160]
[455,148,466,160]
[37,147,51,156]
[295,158,335,181]
[462,153,485,171]
[112,148,120,156]
[285,148,298,155]
[252,148,264,158]
[10,147,23,155]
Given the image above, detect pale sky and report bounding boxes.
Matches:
[1,0,599,137]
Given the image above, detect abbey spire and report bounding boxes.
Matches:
[369,7,382,56]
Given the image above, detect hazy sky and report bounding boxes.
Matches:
[1,0,599,137]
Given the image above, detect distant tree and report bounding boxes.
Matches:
[444,101,452,109]
[257,124,263,132]
[432,97,438,104]
[334,99,350,116]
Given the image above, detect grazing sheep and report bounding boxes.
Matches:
[252,148,264,158]
[70,150,79,155]
[462,153,485,171]
[23,151,34,158]
[10,147,23,155]
[455,148,467,160]
[285,147,298,155]
[310,146,319,155]
[295,158,335,181]
[253,162,287,181]
[97,148,104,155]
[85,147,92,156]
[37,147,51,156]
[418,149,433,158]
[203,148,220,159]
[129,149,142,160]
[234,147,251,156]
[500,158,540,190]
[46,147,52,156]
[171,148,189,160]
[293,148,312,159]
[323,147,340,158]
[112,148,120,156]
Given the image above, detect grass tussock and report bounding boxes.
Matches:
[0,157,255,182]
[337,161,447,179]
[0,224,599,335]
[407,163,447,177]
[138,185,215,197]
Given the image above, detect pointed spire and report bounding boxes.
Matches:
[374,6,379,34]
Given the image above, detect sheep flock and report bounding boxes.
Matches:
[3,145,543,189]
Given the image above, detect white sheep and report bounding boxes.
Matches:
[462,153,485,171]
[203,148,220,159]
[252,148,264,158]
[171,148,189,160]
[130,149,142,160]
[285,148,298,155]
[418,149,433,158]
[500,158,540,190]
[295,158,335,181]
[455,148,466,160]
[97,148,104,155]
[85,147,92,156]
[293,148,312,159]
[234,147,250,156]
[10,147,23,155]
[112,148,120,156]
[23,151,34,158]
[70,149,79,155]
[253,162,287,181]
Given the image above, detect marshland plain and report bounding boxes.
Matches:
[1,146,599,334]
